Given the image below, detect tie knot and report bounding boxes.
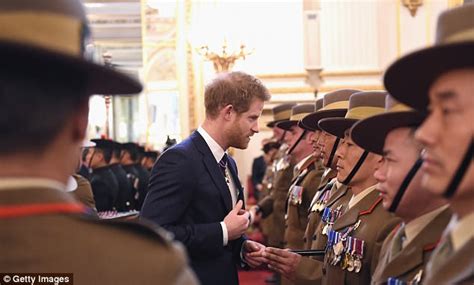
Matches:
[219,153,228,169]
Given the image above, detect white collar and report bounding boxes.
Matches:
[197,126,226,163]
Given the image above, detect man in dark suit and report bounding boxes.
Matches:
[141,71,271,285]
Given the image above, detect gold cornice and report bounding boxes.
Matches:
[257,70,382,80]
[269,84,384,94]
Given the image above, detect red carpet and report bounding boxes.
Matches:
[238,269,273,285]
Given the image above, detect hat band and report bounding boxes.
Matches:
[274,109,292,121]
[322,101,349,111]
[388,103,413,113]
[0,11,82,56]
[291,112,313,121]
[444,27,474,44]
[346,106,385,120]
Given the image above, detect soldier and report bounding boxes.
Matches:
[384,4,474,284]
[67,174,97,213]
[86,139,119,212]
[142,150,159,171]
[110,141,135,211]
[0,0,197,283]
[351,95,451,284]
[258,89,361,284]
[317,91,401,285]
[121,142,149,210]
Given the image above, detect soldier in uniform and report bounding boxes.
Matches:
[257,89,361,284]
[142,150,159,172]
[317,91,401,285]
[0,1,197,283]
[384,4,474,284]
[351,95,451,284]
[67,174,97,213]
[109,141,135,211]
[121,142,149,210]
[86,139,119,212]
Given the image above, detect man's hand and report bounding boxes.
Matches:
[224,200,250,240]
[242,240,266,268]
[261,247,302,281]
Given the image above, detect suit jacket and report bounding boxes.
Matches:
[322,189,401,285]
[372,207,452,285]
[251,155,266,188]
[0,185,197,285]
[140,131,246,285]
[90,165,119,212]
[423,237,474,285]
[284,157,324,249]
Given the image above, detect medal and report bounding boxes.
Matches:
[347,237,355,272]
[354,239,365,273]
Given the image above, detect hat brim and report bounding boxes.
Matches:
[318,118,358,139]
[300,109,347,131]
[351,112,426,155]
[276,120,298,131]
[384,42,474,111]
[0,41,142,95]
[266,119,286,128]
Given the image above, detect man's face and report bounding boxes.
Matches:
[335,133,381,185]
[310,130,322,158]
[374,128,425,214]
[319,131,338,167]
[273,126,284,140]
[287,125,304,151]
[415,69,474,198]
[85,147,102,169]
[228,99,264,149]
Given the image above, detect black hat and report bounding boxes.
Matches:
[351,95,426,155]
[0,0,142,95]
[144,151,159,160]
[121,142,138,152]
[384,4,474,111]
[319,91,387,139]
[91,139,114,150]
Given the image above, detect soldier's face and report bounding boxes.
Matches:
[310,130,322,157]
[227,99,263,149]
[375,128,430,216]
[319,131,338,166]
[336,133,381,186]
[85,148,101,168]
[287,125,304,151]
[415,69,474,198]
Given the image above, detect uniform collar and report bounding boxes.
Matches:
[348,184,377,209]
[448,211,474,251]
[404,204,450,248]
[198,126,226,163]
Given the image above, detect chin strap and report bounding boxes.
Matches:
[326,138,340,168]
[444,138,474,198]
[288,130,307,155]
[279,130,287,144]
[389,157,423,212]
[342,150,369,185]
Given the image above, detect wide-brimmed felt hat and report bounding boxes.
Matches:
[266,103,296,128]
[299,98,323,131]
[300,89,361,131]
[319,91,387,139]
[0,0,142,95]
[384,4,474,111]
[351,95,426,155]
[276,104,315,131]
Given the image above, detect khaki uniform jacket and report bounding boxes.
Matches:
[322,190,401,285]
[259,161,296,248]
[372,207,452,285]
[0,187,198,285]
[423,238,474,285]
[70,174,97,212]
[294,183,352,285]
[284,158,325,249]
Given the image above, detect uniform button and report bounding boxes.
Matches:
[312,235,317,240]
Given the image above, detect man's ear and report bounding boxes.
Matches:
[221,104,234,121]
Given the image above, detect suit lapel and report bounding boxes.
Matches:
[227,159,245,207]
[191,132,233,212]
[326,184,349,208]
